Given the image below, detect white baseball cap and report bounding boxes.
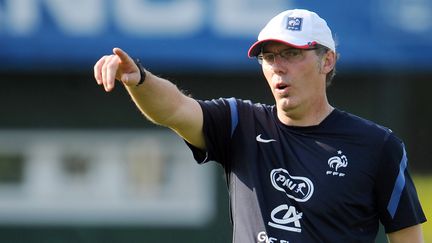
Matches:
[248,9,335,57]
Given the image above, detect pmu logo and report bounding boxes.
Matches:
[286,17,303,31]
[270,168,314,202]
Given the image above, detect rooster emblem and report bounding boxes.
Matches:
[288,18,301,27]
[326,150,348,177]
[286,17,303,31]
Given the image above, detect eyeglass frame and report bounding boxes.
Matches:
[256,46,321,65]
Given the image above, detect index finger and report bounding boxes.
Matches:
[113,47,133,65]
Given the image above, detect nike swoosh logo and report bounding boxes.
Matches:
[256,134,277,143]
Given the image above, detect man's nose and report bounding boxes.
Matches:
[270,56,288,73]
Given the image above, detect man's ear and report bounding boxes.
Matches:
[321,51,336,74]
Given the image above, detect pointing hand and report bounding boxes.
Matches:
[94,48,141,92]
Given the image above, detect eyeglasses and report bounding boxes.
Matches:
[257,47,318,65]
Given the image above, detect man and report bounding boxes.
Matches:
[94,9,426,243]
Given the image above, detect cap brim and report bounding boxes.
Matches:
[247,39,317,57]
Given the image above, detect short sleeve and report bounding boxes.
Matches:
[375,134,427,233]
[185,98,238,166]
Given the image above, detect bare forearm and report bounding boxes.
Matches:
[125,70,205,148]
[125,71,186,126]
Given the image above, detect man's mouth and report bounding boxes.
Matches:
[276,83,289,90]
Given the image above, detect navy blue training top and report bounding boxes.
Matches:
[186,98,426,243]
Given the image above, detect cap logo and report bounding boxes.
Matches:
[286,17,303,31]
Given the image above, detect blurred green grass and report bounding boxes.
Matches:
[413,175,432,242]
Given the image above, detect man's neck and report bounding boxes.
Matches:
[277,101,334,127]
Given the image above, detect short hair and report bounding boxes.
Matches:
[314,44,338,87]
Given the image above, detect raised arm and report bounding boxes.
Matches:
[94,47,205,149]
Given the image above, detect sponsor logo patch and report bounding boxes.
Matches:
[270,168,314,202]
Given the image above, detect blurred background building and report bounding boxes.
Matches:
[0,0,431,242]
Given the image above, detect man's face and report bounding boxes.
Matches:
[260,41,329,117]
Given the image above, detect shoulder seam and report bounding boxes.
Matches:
[227,97,238,137]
